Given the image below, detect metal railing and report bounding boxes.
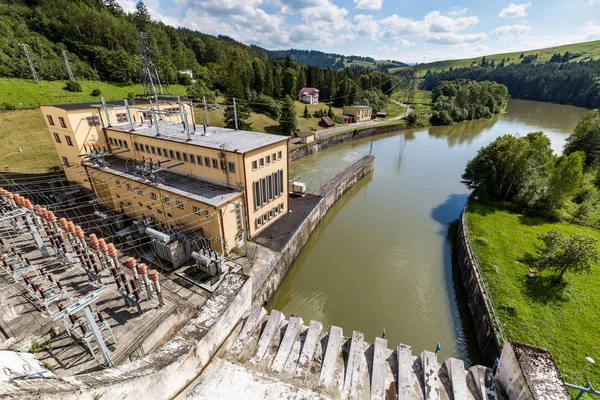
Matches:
[252,154,374,292]
[461,198,508,345]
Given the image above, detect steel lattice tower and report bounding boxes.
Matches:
[19,44,39,84]
[63,50,75,81]
[138,32,164,96]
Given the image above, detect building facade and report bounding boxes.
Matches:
[41,99,290,255]
[343,105,372,122]
[297,87,319,105]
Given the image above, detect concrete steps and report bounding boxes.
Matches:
[227,307,498,400]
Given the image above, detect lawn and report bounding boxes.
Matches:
[391,89,432,105]
[295,101,343,132]
[0,78,187,110]
[466,201,600,386]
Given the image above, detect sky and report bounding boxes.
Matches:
[118,0,600,63]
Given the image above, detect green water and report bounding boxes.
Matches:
[267,100,589,365]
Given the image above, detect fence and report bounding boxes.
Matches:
[460,198,508,345]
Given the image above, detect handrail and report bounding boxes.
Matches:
[461,197,508,345]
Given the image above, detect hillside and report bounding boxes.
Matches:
[269,49,406,72]
[391,40,600,75]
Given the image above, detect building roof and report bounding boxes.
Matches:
[45,100,152,111]
[84,156,242,207]
[297,131,316,138]
[108,122,289,154]
[346,105,372,109]
[320,116,334,126]
[297,87,319,97]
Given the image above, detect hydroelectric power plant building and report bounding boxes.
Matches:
[41,99,290,257]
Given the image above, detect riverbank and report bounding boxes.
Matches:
[464,200,600,385]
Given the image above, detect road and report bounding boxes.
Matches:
[315,101,412,138]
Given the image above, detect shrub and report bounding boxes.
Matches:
[0,102,16,110]
[91,88,101,96]
[64,80,82,92]
[177,73,192,85]
[127,92,136,101]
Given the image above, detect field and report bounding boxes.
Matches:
[0,78,187,110]
[466,201,600,387]
[391,89,432,105]
[389,39,600,75]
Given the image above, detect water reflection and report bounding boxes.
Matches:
[427,115,500,147]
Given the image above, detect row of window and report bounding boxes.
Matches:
[47,114,102,129]
[132,141,236,173]
[53,132,74,147]
[47,115,67,128]
[255,203,285,229]
[86,116,101,127]
[108,137,130,150]
[251,151,283,171]
[253,169,285,210]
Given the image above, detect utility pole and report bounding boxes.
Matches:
[406,66,416,106]
[19,44,39,84]
[203,96,210,126]
[233,97,239,130]
[63,50,75,81]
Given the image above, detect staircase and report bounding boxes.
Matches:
[218,307,503,400]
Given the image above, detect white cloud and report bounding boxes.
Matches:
[354,14,380,38]
[589,0,599,4]
[424,11,478,33]
[448,8,468,16]
[377,45,398,52]
[353,0,383,10]
[273,0,350,31]
[426,32,487,45]
[379,15,424,37]
[498,2,532,18]
[491,24,531,39]
[583,22,600,39]
[396,38,416,46]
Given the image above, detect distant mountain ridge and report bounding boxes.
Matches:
[269,49,406,72]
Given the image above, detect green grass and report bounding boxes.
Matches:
[294,101,344,132]
[466,201,600,386]
[405,40,600,75]
[391,89,432,105]
[0,78,187,110]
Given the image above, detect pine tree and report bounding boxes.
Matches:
[135,1,152,31]
[327,105,334,118]
[279,96,297,136]
[303,105,309,119]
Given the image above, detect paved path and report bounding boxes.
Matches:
[315,101,412,138]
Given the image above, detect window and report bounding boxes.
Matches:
[176,151,182,161]
[163,148,168,157]
[228,162,235,173]
[109,138,115,145]
[278,151,282,160]
[204,156,210,166]
[256,218,262,228]
[259,158,264,168]
[280,203,284,212]
[134,143,140,151]
[65,136,73,146]
[253,181,261,209]
[116,113,128,123]
[116,180,122,188]
[261,177,267,204]
[272,153,277,163]
[47,115,55,126]
[61,156,70,167]
[262,214,268,223]
[53,132,61,143]
[118,139,124,148]
[176,200,184,209]
[151,146,157,155]
[86,116,100,126]
[197,155,203,165]
[123,141,129,149]
[279,170,284,196]
[273,171,279,196]
[269,210,273,219]
[189,154,195,164]
[267,175,273,201]
[150,192,157,200]
[145,144,150,153]
[137,188,144,195]
[266,155,271,165]
[274,205,279,216]
[126,184,132,192]
[163,196,170,204]
[252,160,258,171]
[169,150,175,159]
[58,117,67,128]
[212,158,218,169]
[193,206,202,215]
[182,153,188,162]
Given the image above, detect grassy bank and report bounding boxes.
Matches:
[0,78,187,110]
[466,201,600,385]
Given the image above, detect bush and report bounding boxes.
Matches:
[127,92,136,101]
[64,80,82,92]
[91,88,101,96]
[177,73,192,85]
[0,102,16,110]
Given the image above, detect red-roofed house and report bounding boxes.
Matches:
[297,87,319,105]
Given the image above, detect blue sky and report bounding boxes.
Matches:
[119,0,600,63]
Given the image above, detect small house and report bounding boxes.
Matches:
[335,115,353,124]
[298,131,316,144]
[343,105,372,122]
[375,111,387,118]
[297,87,319,105]
[320,116,335,127]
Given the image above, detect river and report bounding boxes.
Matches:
[267,99,589,365]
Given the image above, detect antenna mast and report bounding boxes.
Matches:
[19,44,39,84]
[63,50,75,81]
[138,32,164,96]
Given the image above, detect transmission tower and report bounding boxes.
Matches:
[406,66,416,106]
[19,44,39,84]
[63,50,75,81]
[138,32,164,96]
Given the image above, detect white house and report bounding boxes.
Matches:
[297,87,319,105]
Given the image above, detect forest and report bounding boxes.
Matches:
[422,59,600,109]
[462,110,600,227]
[0,0,401,107]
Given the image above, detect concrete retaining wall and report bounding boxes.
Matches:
[253,154,375,306]
[455,206,503,365]
[290,123,408,161]
[0,273,251,400]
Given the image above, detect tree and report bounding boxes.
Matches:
[251,58,266,94]
[282,68,297,98]
[187,82,215,103]
[564,110,600,169]
[102,0,123,15]
[135,1,151,31]
[534,230,599,281]
[279,96,297,136]
[303,105,309,119]
[327,105,334,118]
[224,96,252,130]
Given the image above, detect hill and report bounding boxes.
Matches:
[391,40,600,75]
[269,49,406,72]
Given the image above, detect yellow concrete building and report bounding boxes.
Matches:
[343,105,372,122]
[41,99,290,255]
